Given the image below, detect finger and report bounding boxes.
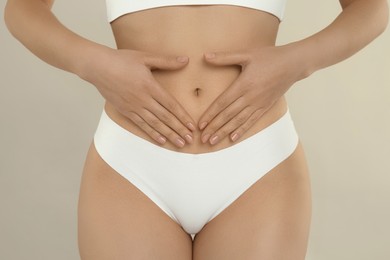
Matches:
[148,99,194,144]
[150,80,196,132]
[139,109,188,148]
[200,97,246,143]
[198,78,244,130]
[126,111,167,145]
[206,106,255,145]
[229,108,266,143]
[143,52,189,70]
[204,49,251,67]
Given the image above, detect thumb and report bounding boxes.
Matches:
[143,53,189,70]
[203,50,250,67]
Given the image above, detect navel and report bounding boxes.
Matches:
[194,88,202,97]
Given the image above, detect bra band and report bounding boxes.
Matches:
[106,0,287,22]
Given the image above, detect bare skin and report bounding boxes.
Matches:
[78,6,311,259]
[105,5,288,154]
[82,4,311,259]
[4,0,388,259]
[79,140,311,259]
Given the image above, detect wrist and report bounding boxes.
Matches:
[72,41,113,82]
[283,40,319,81]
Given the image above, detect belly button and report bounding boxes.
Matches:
[194,88,201,97]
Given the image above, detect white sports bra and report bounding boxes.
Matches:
[106,0,287,23]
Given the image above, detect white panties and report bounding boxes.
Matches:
[93,108,299,240]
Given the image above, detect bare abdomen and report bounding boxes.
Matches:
[104,5,288,153]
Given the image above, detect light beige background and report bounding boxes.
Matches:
[1,0,389,259]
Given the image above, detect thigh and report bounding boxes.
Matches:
[78,142,192,260]
[193,142,312,260]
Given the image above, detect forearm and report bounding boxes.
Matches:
[290,0,389,77]
[4,0,107,76]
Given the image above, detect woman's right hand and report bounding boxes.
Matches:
[80,46,195,148]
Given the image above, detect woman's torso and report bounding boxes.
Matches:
[105,5,288,154]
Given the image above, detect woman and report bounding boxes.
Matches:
[4,0,388,259]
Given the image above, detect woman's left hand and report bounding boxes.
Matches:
[199,44,308,145]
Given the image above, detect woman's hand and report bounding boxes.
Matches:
[80,46,196,148]
[198,44,309,145]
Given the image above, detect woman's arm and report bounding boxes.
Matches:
[294,0,389,76]
[4,0,100,75]
[198,0,389,145]
[4,0,196,148]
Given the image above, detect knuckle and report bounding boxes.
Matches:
[176,126,189,136]
[227,110,238,120]
[216,128,229,137]
[126,111,138,121]
[219,109,232,119]
[235,114,248,125]
[158,112,171,124]
[149,130,163,140]
[251,109,263,122]
[165,131,180,142]
[248,114,259,125]
[127,112,143,125]
[135,118,148,129]
[236,96,248,106]
[204,122,217,133]
[175,110,187,122]
[148,118,161,128]
[218,109,238,124]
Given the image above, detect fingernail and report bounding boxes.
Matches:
[176,138,185,147]
[205,52,215,59]
[184,134,193,144]
[231,133,239,142]
[177,56,188,63]
[199,121,208,130]
[187,122,196,131]
[210,135,219,145]
[202,134,211,144]
[157,136,166,144]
